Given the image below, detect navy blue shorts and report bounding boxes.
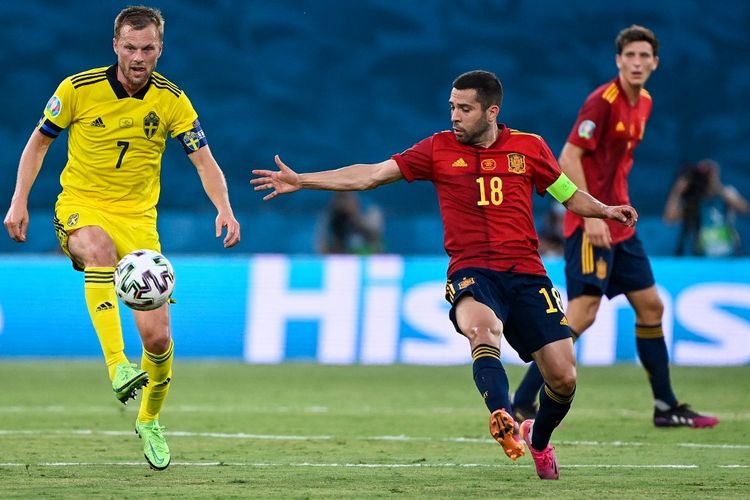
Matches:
[445,267,572,362]
[564,228,655,300]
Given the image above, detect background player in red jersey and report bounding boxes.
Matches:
[512,26,719,429]
[252,70,637,480]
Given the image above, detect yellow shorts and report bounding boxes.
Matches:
[53,202,161,271]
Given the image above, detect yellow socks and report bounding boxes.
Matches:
[84,267,127,380]
[138,339,174,422]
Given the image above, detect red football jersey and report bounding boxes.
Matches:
[393,124,563,276]
[563,77,652,244]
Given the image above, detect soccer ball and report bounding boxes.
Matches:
[114,249,175,311]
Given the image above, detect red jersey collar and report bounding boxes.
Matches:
[614,76,643,107]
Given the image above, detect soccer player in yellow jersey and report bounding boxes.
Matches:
[3,6,241,470]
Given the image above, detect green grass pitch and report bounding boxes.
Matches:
[0,361,748,498]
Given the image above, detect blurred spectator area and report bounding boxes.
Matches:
[1,209,688,258]
[2,0,748,255]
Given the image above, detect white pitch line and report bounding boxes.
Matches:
[168,431,333,440]
[0,429,750,450]
[0,462,725,469]
[1,429,748,450]
[678,443,750,449]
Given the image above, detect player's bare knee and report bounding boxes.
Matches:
[138,319,172,354]
[629,287,665,324]
[547,369,576,395]
[559,369,577,395]
[638,298,664,323]
[465,326,501,347]
[142,332,171,355]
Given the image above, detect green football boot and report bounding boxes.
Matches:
[135,419,171,470]
[112,362,149,404]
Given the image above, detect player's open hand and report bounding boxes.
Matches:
[607,204,638,228]
[3,203,29,242]
[216,212,241,248]
[251,155,301,201]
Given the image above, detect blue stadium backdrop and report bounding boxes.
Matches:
[1,0,749,256]
[1,256,748,365]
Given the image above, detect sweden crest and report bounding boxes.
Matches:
[143,111,160,139]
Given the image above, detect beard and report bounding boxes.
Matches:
[454,121,490,145]
[127,69,150,86]
[119,63,153,89]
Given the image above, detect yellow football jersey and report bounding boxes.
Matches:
[39,65,203,215]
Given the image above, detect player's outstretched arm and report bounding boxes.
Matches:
[187,145,241,248]
[563,189,638,227]
[251,156,403,201]
[4,130,54,242]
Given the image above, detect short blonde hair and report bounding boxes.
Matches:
[114,5,164,41]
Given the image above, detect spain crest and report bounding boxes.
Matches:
[143,111,160,139]
[507,153,526,174]
[596,257,608,280]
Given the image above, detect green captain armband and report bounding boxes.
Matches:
[547,173,578,203]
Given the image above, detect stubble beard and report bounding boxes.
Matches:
[128,69,151,88]
[119,62,153,91]
[456,122,489,145]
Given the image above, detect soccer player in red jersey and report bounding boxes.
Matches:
[512,26,719,429]
[252,70,638,479]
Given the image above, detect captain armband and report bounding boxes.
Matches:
[37,117,63,139]
[176,120,208,154]
[547,173,578,203]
